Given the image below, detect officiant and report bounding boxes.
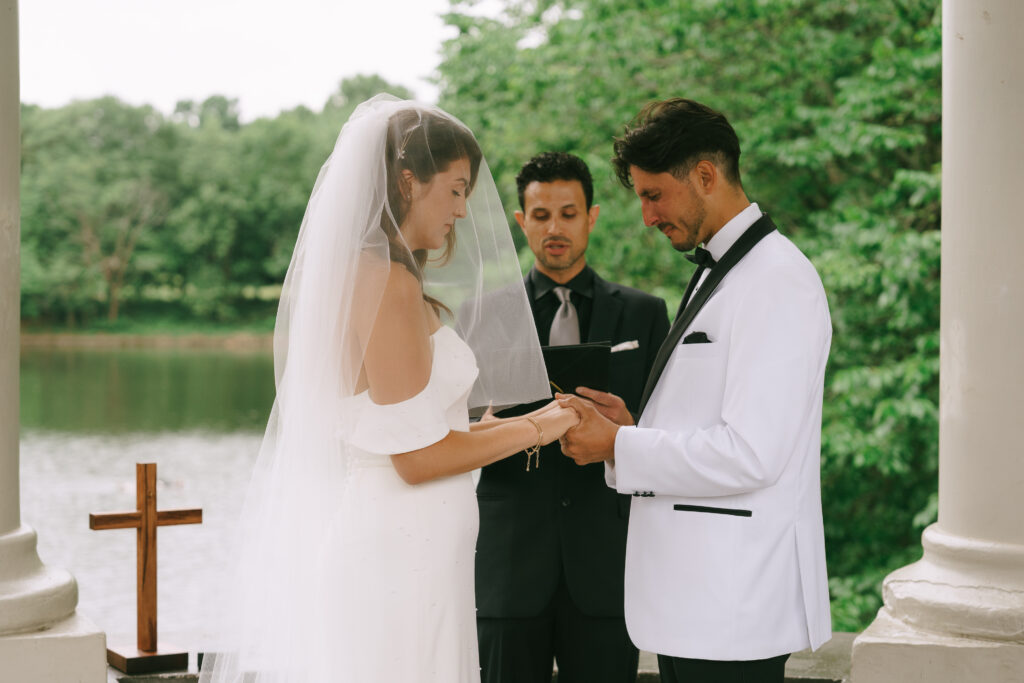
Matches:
[475,152,669,683]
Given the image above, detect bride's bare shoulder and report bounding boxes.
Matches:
[355,257,433,402]
[351,256,426,340]
[355,253,419,298]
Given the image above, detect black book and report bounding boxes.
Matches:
[541,342,611,395]
[491,342,611,419]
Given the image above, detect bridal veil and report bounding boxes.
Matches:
[199,95,549,682]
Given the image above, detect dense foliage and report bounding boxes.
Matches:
[20,74,411,326]
[20,1,941,631]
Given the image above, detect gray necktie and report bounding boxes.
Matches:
[549,286,581,346]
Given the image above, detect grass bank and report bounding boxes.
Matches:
[21,316,275,350]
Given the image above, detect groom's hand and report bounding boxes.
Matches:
[573,387,634,426]
[556,394,618,465]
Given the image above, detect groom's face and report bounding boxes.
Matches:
[515,179,598,283]
[631,166,708,252]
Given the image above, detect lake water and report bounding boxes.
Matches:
[19,346,276,652]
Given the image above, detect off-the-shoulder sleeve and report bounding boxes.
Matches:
[346,327,479,455]
[347,382,452,455]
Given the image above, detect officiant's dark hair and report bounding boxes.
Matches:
[612,98,742,189]
[516,152,595,210]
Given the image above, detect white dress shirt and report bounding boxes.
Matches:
[607,203,833,660]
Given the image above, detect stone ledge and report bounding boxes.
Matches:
[0,612,107,683]
[626,634,852,683]
[783,632,854,682]
[852,609,1024,683]
[108,633,854,682]
[108,676,195,683]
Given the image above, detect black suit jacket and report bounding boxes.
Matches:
[475,268,669,618]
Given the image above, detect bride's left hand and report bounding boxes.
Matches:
[535,404,580,444]
[479,402,498,422]
[526,399,564,420]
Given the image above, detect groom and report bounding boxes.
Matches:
[559,99,833,683]
[475,152,669,683]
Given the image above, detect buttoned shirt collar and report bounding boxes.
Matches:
[529,265,595,301]
[704,202,762,262]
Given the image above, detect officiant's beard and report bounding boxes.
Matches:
[537,236,587,274]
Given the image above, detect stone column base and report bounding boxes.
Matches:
[0,612,107,683]
[0,524,79,633]
[852,609,1024,683]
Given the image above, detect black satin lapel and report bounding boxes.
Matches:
[587,276,623,344]
[635,214,778,417]
[635,309,691,416]
[675,265,705,320]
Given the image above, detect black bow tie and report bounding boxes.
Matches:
[685,247,716,269]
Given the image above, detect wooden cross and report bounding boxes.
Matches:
[89,462,202,674]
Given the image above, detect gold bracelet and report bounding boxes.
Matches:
[524,416,543,471]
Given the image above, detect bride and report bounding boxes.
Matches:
[199,96,577,683]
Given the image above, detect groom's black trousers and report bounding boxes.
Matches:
[478,578,639,683]
[657,652,790,683]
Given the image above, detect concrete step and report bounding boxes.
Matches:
[108,633,854,683]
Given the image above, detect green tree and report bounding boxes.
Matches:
[20,97,178,323]
[21,75,416,326]
[160,76,415,321]
[324,73,414,115]
[172,95,242,131]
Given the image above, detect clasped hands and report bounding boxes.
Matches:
[489,399,580,447]
[479,389,629,462]
[555,386,632,465]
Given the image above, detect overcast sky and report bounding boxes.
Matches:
[18,0,460,121]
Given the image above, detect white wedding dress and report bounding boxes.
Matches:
[316,325,482,682]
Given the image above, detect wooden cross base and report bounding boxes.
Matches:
[106,642,188,675]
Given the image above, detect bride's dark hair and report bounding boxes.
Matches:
[382,107,483,315]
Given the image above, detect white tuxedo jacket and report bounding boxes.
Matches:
[607,206,832,661]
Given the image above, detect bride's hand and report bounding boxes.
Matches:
[527,399,563,420]
[479,402,498,422]
[535,405,579,445]
[526,396,578,421]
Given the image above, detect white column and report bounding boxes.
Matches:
[0,3,106,680]
[0,0,21,548]
[851,1,1024,680]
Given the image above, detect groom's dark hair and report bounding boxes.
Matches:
[612,98,742,188]
[516,152,595,210]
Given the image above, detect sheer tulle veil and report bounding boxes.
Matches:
[199,95,549,682]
